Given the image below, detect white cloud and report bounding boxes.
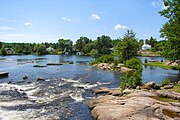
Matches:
[61,17,73,22]
[91,14,101,20]
[143,34,148,37]
[113,24,127,30]
[152,0,167,10]
[0,26,15,30]
[24,22,33,26]
[0,18,19,22]
[152,1,161,8]
[0,33,59,43]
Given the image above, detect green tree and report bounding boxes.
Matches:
[121,58,142,89]
[159,0,180,60]
[0,46,7,55]
[95,35,113,55]
[0,42,2,49]
[90,49,99,59]
[75,36,91,53]
[34,44,47,55]
[149,37,157,48]
[58,39,73,52]
[114,30,139,61]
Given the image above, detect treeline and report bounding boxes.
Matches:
[0,30,166,57]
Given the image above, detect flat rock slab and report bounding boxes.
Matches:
[87,90,180,120]
[46,63,63,66]
[0,72,9,78]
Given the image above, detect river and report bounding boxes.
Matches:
[0,55,179,120]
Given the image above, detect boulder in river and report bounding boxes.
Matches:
[141,81,160,90]
[23,75,28,80]
[37,77,45,81]
[119,67,135,73]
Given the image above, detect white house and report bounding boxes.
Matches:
[76,51,84,56]
[5,48,13,54]
[142,41,151,50]
[46,47,55,52]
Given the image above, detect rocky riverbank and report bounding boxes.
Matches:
[87,81,180,120]
[92,63,135,73]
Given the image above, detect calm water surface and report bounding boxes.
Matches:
[0,55,179,119]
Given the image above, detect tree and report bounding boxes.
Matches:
[159,0,180,60]
[149,37,157,48]
[0,42,2,49]
[58,39,73,52]
[75,36,91,53]
[34,44,47,55]
[90,49,99,59]
[121,58,142,90]
[96,35,113,55]
[0,46,7,55]
[114,30,139,61]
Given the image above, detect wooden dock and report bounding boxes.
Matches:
[0,72,9,78]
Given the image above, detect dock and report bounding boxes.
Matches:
[0,72,9,78]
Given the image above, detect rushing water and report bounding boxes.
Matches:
[0,55,179,120]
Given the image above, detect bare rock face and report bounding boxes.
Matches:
[93,87,122,96]
[119,67,135,73]
[141,81,160,90]
[87,90,180,120]
[155,90,180,100]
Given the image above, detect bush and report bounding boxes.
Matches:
[97,55,114,63]
[121,58,143,90]
[0,46,7,56]
[125,58,142,71]
[89,60,99,65]
[144,58,148,63]
[160,79,170,87]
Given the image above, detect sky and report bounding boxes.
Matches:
[0,0,167,43]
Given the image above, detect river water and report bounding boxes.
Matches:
[0,55,179,120]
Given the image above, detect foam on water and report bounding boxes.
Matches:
[61,78,79,83]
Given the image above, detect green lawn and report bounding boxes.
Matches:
[150,96,180,102]
[144,62,180,70]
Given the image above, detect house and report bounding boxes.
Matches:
[142,41,151,50]
[65,52,69,55]
[76,51,84,56]
[46,47,55,52]
[5,48,13,54]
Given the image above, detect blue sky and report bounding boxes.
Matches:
[0,0,167,43]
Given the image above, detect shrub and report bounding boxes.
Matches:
[0,46,7,56]
[121,58,143,90]
[97,55,114,63]
[160,79,170,87]
[144,58,148,63]
[89,60,99,65]
[125,58,142,71]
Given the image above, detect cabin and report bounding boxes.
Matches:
[65,52,69,55]
[46,47,55,52]
[76,52,84,56]
[5,48,13,54]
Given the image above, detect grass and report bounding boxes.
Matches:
[172,84,180,93]
[150,85,180,103]
[144,62,180,70]
[150,96,180,102]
